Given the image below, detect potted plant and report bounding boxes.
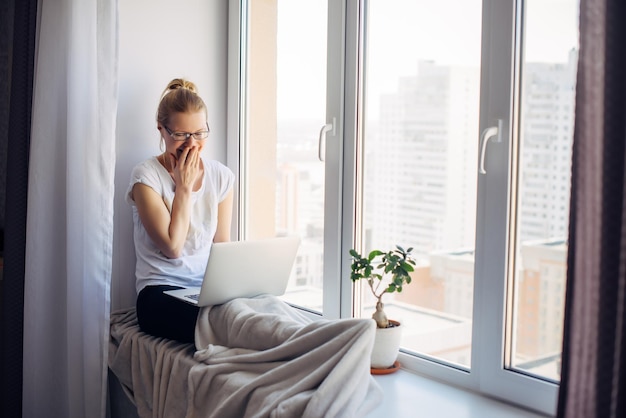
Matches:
[349,245,416,371]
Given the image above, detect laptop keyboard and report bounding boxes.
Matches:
[186,293,200,301]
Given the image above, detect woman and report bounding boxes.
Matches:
[126,78,234,343]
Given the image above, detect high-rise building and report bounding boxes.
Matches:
[518,49,577,242]
[364,60,479,260]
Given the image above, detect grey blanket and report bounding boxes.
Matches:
[190,294,383,418]
[109,296,383,418]
[109,307,198,418]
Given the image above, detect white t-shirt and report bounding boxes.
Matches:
[126,156,235,293]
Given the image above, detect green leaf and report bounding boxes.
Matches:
[401,262,414,272]
[368,250,384,261]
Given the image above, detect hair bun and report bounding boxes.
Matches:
[167,78,197,94]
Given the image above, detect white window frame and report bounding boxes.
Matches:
[227,0,561,415]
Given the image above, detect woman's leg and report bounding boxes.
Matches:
[136,285,199,343]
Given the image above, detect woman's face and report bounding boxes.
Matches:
[158,111,208,160]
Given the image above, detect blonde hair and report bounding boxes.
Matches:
[156,78,207,127]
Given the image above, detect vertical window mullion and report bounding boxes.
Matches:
[338,0,365,320]
[472,0,517,384]
[322,0,347,319]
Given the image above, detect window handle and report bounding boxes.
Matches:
[478,119,503,174]
[318,118,336,162]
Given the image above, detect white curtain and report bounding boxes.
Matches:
[23,0,118,417]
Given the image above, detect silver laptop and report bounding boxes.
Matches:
[163,236,301,306]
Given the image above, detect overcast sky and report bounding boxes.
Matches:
[276,0,579,119]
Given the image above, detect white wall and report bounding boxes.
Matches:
[111,0,229,310]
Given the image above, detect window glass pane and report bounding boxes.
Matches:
[509,0,578,381]
[245,0,327,312]
[359,0,482,369]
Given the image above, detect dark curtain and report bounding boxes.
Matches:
[0,0,36,416]
[557,0,626,417]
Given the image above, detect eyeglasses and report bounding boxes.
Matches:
[164,123,210,141]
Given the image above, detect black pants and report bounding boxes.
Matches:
[136,285,199,344]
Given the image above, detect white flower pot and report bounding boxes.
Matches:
[370,319,402,369]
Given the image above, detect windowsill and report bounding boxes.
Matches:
[366,369,550,418]
[108,366,551,418]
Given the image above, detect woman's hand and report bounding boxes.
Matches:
[168,145,201,191]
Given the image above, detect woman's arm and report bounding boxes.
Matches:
[132,147,200,258]
[213,189,234,243]
[132,182,192,258]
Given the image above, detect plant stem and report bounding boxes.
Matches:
[369,279,384,299]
